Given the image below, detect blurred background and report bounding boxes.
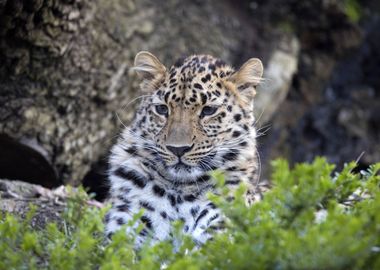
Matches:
[0,0,379,200]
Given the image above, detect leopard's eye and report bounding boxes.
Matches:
[201,106,218,117]
[155,104,169,116]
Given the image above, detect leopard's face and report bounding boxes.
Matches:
[132,53,263,182]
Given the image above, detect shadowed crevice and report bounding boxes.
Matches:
[0,134,60,188]
[82,158,109,202]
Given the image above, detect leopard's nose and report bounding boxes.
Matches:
[166,144,193,157]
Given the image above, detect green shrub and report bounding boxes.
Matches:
[0,158,379,269]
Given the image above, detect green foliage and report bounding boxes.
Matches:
[276,20,296,34]
[0,158,379,269]
[344,0,362,23]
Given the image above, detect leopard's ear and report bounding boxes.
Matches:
[229,58,263,101]
[133,51,166,80]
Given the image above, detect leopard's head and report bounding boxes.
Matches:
[132,52,263,182]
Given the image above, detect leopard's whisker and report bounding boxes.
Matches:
[122,94,152,112]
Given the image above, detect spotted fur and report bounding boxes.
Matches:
[105,52,265,247]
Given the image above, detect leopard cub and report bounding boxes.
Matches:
[105,51,264,247]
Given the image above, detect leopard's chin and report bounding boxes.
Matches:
[167,163,204,182]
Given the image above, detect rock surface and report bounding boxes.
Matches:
[0,179,65,227]
[0,179,103,228]
[261,15,380,174]
[255,34,299,123]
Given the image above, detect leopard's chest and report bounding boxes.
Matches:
[106,144,225,246]
[107,167,220,244]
